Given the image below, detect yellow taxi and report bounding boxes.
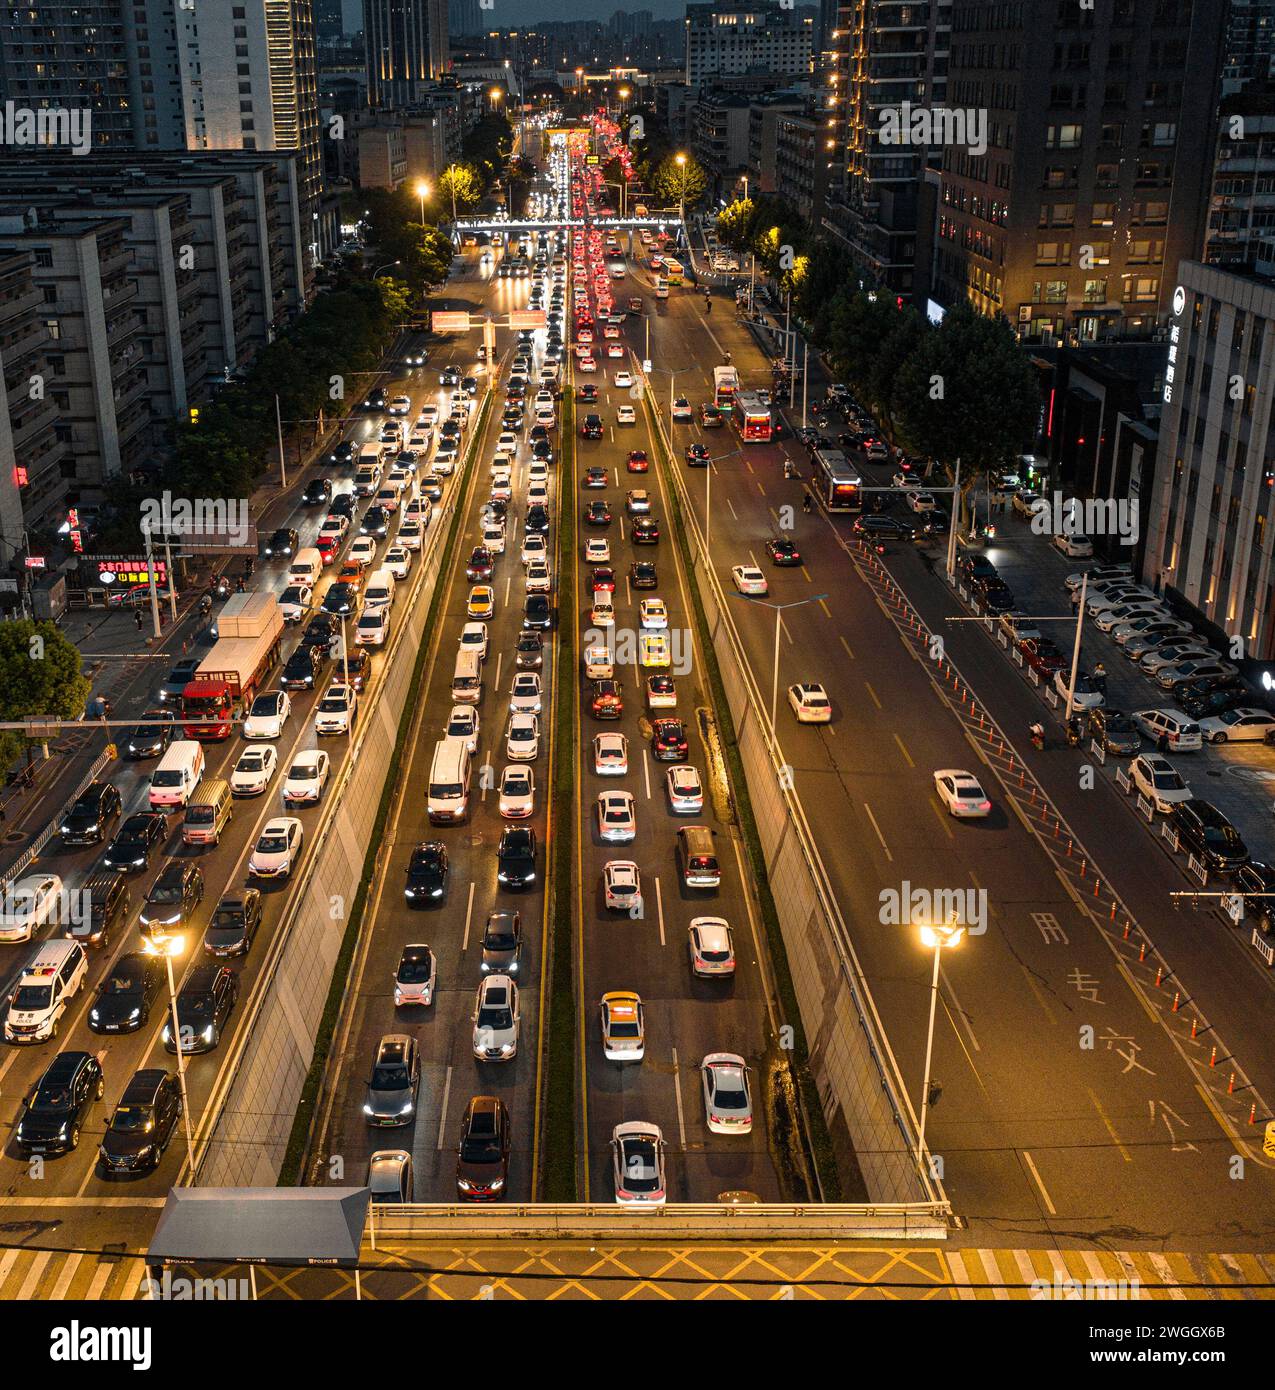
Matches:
[600,991,645,1061]
[639,632,671,668]
[467,585,496,620]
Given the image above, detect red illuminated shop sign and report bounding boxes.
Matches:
[98,559,166,587]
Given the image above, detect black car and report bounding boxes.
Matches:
[1089,708,1142,757]
[578,384,598,402]
[59,780,122,847]
[501,405,524,427]
[1168,799,1250,873]
[361,505,389,537]
[481,911,523,975]
[631,516,660,544]
[70,872,130,947]
[766,539,801,565]
[331,441,356,467]
[525,504,550,534]
[301,614,338,655]
[585,500,612,526]
[103,812,168,872]
[88,952,165,1034]
[98,1069,181,1176]
[405,841,449,905]
[976,578,1014,614]
[515,632,544,670]
[282,644,325,691]
[580,413,604,439]
[124,708,176,759]
[631,561,658,589]
[204,891,263,958]
[497,827,537,889]
[15,1051,103,1156]
[365,388,387,410]
[302,477,333,506]
[1236,861,1275,933]
[163,964,239,1054]
[323,582,359,616]
[439,367,460,387]
[523,595,552,630]
[854,514,916,541]
[159,657,202,705]
[960,554,999,583]
[329,492,356,519]
[652,718,689,761]
[139,860,204,935]
[1180,686,1250,721]
[264,527,299,558]
[531,440,554,465]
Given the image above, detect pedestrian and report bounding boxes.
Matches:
[1157,730,1169,754]
[1071,587,1082,613]
[134,608,144,632]
[1092,661,1107,697]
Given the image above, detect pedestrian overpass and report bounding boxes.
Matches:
[452,213,684,237]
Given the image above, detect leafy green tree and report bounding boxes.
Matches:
[436,162,484,218]
[652,152,707,211]
[0,621,91,775]
[716,197,758,251]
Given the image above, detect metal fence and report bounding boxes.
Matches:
[1,745,114,883]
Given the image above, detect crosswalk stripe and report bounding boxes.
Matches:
[49,1253,84,1301]
[83,1259,115,1301]
[977,1248,1010,1299]
[1147,1252,1188,1298]
[0,1247,26,1295]
[15,1251,52,1301]
[945,1251,976,1301]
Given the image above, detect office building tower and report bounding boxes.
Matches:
[684,4,814,87]
[365,0,449,107]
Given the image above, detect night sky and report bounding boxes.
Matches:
[506,1,686,20]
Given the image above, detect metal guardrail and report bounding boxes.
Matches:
[366,1202,951,1243]
[0,745,113,883]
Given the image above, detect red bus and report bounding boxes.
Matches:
[734,391,773,443]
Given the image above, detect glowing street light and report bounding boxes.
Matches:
[143,932,199,1186]
[915,917,965,1173]
[415,179,431,225]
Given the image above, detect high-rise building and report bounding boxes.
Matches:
[684,4,814,88]
[931,0,1224,344]
[1224,0,1275,95]
[449,0,483,39]
[822,1,950,302]
[365,0,449,107]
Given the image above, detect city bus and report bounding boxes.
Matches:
[713,365,739,409]
[734,391,773,443]
[811,448,863,512]
[662,257,684,286]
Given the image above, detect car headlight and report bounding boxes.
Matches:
[399,1101,414,1115]
[500,1044,514,1055]
[362,1104,373,1115]
[457,1178,473,1191]
[128,1008,141,1022]
[201,1024,215,1041]
[489,1178,504,1191]
[89,1008,99,1023]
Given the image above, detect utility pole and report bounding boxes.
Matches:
[142,521,162,639]
[945,459,962,582]
[274,394,288,489]
[1064,573,1088,721]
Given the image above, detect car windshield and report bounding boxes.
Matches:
[30,1083,73,1112]
[398,955,431,983]
[149,882,182,903]
[371,1064,408,1090]
[1152,769,1184,789]
[111,1105,154,1133]
[12,984,52,1010]
[210,908,245,932]
[258,833,289,853]
[460,1133,502,1162]
[318,696,347,712]
[291,762,319,781]
[485,927,517,950]
[477,1003,513,1030]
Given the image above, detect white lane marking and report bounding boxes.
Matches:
[655,874,665,947]
[642,748,652,800]
[625,575,632,607]
[461,881,476,952]
[503,575,511,605]
[671,1045,687,1147]
[862,801,893,862]
[494,650,503,691]
[480,747,492,799]
[940,962,982,1054]
[436,1065,453,1150]
[1020,1150,1057,1215]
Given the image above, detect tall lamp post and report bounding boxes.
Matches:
[674,152,688,225]
[415,180,431,225]
[731,592,829,738]
[145,932,199,1185]
[915,917,965,1172]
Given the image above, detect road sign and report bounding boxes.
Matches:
[432,311,472,332]
[509,310,547,329]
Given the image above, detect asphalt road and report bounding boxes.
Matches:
[635,281,1275,1248]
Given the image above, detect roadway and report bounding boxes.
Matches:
[626,270,1275,1247]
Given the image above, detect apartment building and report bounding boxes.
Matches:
[685,4,814,87]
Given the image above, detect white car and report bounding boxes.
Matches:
[1094,601,1166,634]
[1112,616,1190,647]
[496,431,519,456]
[1054,669,1105,709]
[594,732,628,776]
[672,396,693,421]
[689,917,735,976]
[387,395,411,416]
[472,974,520,1061]
[0,873,64,943]
[243,689,291,740]
[349,537,378,568]
[892,470,921,489]
[522,534,548,565]
[1132,708,1203,751]
[614,370,633,389]
[597,791,636,843]
[383,546,412,579]
[933,769,992,817]
[355,607,390,647]
[617,404,636,425]
[701,1053,753,1134]
[405,496,431,521]
[230,745,277,797]
[482,524,507,555]
[1129,754,1192,812]
[639,597,669,629]
[527,460,549,484]
[314,682,357,735]
[525,562,552,593]
[510,672,543,713]
[396,520,423,552]
[1052,533,1094,559]
[283,751,331,807]
[279,584,313,623]
[646,675,677,709]
[498,765,536,818]
[444,704,480,752]
[417,404,439,427]
[506,712,540,761]
[603,860,642,913]
[1199,708,1275,743]
[788,682,832,723]
[666,764,704,814]
[249,816,304,880]
[459,621,489,661]
[584,537,610,563]
[1140,643,1213,674]
[907,491,936,512]
[610,1121,666,1206]
[600,991,645,1062]
[591,598,616,627]
[319,515,349,543]
[584,645,614,679]
[731,565,768,596]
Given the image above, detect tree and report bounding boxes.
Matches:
[716,197,758,251]
[436,163,484,219]
[0,621,91,777]
[652,152,707,211]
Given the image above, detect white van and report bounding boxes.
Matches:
[427,738,472,824]
[3,939,88,1043]
[358,441,387,468]
[451,648,483,704]
[289,548,322,587]
[148,739,205,809]
[364,568,396,610]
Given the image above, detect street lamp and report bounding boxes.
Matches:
[371,260,401,280]
[675,152,688,224]
[490,86,503,113]
[415,180,431,225]
[729,593,829,738]
[915,916,965,1172]
[144,932,199,1186]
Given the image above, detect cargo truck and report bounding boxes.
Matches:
[181,592,284,740]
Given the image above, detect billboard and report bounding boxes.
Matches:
[431,311,472,332]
